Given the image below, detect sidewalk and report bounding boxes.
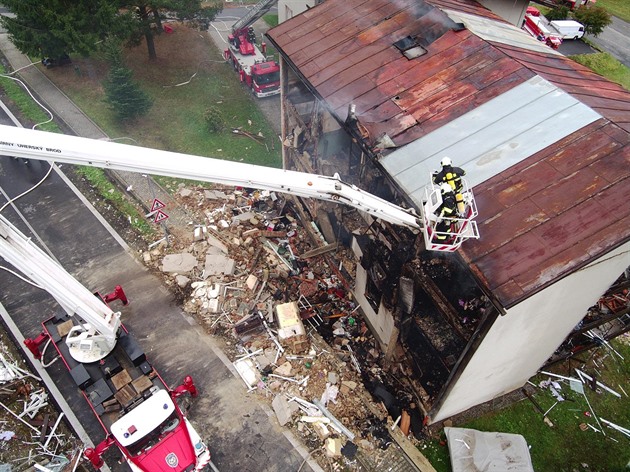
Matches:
[0,31,192,229]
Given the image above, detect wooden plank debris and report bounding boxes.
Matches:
[38,414,50,444]
[299,242,339,259]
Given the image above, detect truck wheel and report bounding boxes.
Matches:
[573,35,578,40]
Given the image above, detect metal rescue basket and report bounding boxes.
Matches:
[422,176,480,252]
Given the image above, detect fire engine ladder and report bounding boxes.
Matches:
[231,0,278,34]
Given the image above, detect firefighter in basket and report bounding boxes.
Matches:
[434,183,459,243]
[433,157,466,214]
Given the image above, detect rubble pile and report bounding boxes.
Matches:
[0,338,83,471]
[143,184,428,468]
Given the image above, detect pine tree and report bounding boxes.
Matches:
[0,0,128,59]
[103,66,153,122]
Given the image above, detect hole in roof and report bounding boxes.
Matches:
[393,35,427,60]
[394,36,417,51]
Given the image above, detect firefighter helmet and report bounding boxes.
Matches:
[440,183,453,194]
[441,156,452,167]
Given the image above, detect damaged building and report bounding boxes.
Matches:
[265,0,630,423]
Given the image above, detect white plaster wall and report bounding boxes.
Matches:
[432,241,630,423]
[477,0,529,26]
[277,0,316,23]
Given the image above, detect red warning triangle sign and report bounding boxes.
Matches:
[151,198,166,212]
[153,209,169,224]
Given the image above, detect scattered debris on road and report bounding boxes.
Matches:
[142,183,435,470]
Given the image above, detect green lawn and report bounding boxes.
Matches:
[0,65,58,132]
[419,340,630,472]
[532,0,630,23]
[44,24,282,170]
[595,0,630,22]
[0,64,156,237]
[528,1,630,91]
[571,52,630,89]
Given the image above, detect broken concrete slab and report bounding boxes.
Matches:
[274,361,292,377]
[203,252,235,278]
[231,211,256,224]
[208,299,220,313]
[175,275,191,288]
[275,302,306,340]
[193,226,207,241]
[246,274,258,291]
[272,394,299,426]
[324,437,342,458]
[161,252,198,273]
[206,234,229,254]
[204,189,228,200]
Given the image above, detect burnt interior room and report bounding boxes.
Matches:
[356,227,498,403]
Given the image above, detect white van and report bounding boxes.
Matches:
[549,20,585,40]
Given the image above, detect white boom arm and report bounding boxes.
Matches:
[0,214,121,361]
[0,125,422,231]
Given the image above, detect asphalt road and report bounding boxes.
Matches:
[0,109,316,471]
[587,15,630,67]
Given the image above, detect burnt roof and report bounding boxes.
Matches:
[266,0,630,308]
[463,119,629,307]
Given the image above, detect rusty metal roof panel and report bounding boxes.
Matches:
[428,0,506,20]
[380,76,602,208]
[267,0,630,308]
[463,122,630,307]
[488,43,630,132]
[266,0,521,142]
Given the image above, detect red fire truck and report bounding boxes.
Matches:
[223,0,280,98]
[2,215,212,472]
[522,13,563,49]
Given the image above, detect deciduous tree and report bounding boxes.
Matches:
[0,0,221,63]
[573,5,612,36]
[546,6,570,21]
